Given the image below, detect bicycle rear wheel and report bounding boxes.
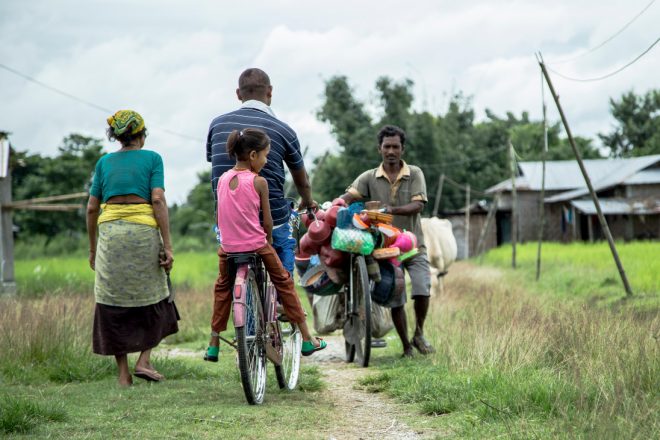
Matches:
[236,268,267,405]
[275,321,302,390]
[343,255,371,367]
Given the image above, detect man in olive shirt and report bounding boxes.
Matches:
[341,125,434,357]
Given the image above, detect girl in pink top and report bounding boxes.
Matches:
[205,128,325,361]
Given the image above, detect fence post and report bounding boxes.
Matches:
[509,141,517,269]
[432,174,445,217]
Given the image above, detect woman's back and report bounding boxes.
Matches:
[217,169,266,253]
[91,149,164,203]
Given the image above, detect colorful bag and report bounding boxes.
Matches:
[331,227,375,255]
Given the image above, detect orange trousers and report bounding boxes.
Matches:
[211,243,306,333]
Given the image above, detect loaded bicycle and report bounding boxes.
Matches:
[296,204,373,367]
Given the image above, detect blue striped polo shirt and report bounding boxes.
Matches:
[206,103,305,226]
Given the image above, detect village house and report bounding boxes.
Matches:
[485,154,660,243]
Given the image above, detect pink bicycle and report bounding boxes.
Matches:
[222,252,302,405]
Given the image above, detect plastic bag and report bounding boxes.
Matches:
[312,294,341,334]
[371,302,394,338]
[331,227,375,255]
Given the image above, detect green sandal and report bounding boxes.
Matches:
[204,346,219,362]
[301,338,327,356]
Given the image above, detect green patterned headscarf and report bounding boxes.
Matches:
[107,110,145,136]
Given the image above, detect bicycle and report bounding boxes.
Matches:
[222,252,302,405]
[341,253,372,367]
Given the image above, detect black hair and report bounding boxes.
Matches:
[238,68,271,98]
[226,128,270,161]
[106,127,147,146]
[377,125,406,147]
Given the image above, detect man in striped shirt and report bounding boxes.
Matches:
[206,68,316,273]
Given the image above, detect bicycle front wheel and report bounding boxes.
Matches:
[344,255,371,367]
[236,269,267,405]
[275,321,302,390]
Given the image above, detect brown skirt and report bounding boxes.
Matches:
[93,298,180,356]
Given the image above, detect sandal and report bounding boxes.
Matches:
[134,368,164,382]
[204,346,219,362]
[301,338,327,356]
[411,335,436,355]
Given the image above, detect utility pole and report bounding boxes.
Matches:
[464,184,470,259]
[509,141,517,269]
[0,131,16,295]
[538,54,633,297]
[432,174,445,217]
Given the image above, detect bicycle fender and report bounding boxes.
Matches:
[232,265,249,328]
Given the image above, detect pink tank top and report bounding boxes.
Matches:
[216,169,267,253]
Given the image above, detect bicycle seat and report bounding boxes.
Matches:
[226,252,262,266]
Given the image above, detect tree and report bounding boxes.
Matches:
[11,134,104,240]
[169,170,215,246]
[600,89,660,157]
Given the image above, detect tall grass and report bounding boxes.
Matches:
[0,295,114,384]
[362,263,660,438]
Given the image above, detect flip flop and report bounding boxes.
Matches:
[134,369,163,382]
[411,335,436,355]
[301,338,327,356]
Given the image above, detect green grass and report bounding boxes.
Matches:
[14,251,219,297]
[356,245,660,439]
[1,359,326,438]
[5,241,659,438]
[481,241,659,307]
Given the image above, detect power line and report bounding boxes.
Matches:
[550,0,657,65]
[0,63,204,143]
[547,36,660,82]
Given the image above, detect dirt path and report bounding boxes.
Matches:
[159,337,424,439]
[303,335,423,440]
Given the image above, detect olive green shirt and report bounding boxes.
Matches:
[347,161,427,247]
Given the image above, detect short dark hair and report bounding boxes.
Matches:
[238,68,271,98]
[226,128,270,161]
[377,125,406,147]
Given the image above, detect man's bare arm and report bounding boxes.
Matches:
[290,167,317,210]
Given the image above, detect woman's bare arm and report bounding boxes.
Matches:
[86,195,101,270]
[152,188,174,271]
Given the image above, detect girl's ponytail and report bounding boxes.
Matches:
[226,130,240,159]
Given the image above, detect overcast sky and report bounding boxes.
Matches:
[1,0,658,203]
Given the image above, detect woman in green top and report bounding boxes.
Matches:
[86,110,179,387]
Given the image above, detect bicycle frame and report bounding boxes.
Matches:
[228,253,283,365]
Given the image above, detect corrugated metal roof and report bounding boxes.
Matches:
[487,155,660,197]
[570,198,660,215]
[624,168,660,185]
[545,155,660,202]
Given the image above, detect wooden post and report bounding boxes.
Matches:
[432,174,445,217]
[509,141,517,269]
[464,184,470,259]
[536,76,548,281]
[476,193,499,257]
[587,216,594,243]
[571,206,577,240]
[0,132,16,295]
[538,55,633,297]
